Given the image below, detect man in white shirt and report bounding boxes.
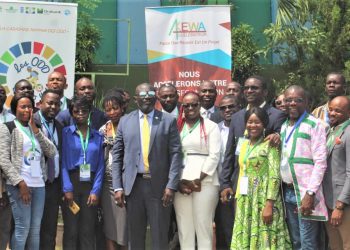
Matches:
[158,83,179,119]
[198,80,223,123]
[0,85,15,250]
[215,94,241,250]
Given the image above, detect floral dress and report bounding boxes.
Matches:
[231,140,291,250]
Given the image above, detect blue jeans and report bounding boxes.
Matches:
[283,187,319,250]
[7,185,45,250]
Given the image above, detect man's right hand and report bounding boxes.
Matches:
[220,188,234,204]
[18,181,31,205]
[114,190,125,208]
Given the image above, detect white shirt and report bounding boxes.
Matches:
[0,108,15,123]
[19,126,44,187]
[200,106,216,119]
[218,121,230,174]
[162,107,179,119]
[138,110,154,173]
[280,124,294,184]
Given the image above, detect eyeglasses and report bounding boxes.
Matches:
[219,104,237,111]
[284,98,304,104]
[182,103,199,109]
[72,108,90,114]
[275,100,283,106]
[138,91,156,98]
[243,85,260,91]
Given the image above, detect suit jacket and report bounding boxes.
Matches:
[33,112,63,179]
[220,104,286,190]
[111,109,182,198]
[56,106,107,130]
[323,124,350,209]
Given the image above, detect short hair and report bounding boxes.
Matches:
[10,92,35,115]
[244,107,269,128]
[102,91,125,109]
[220,94,239,103]
[69,95,93,116]
[41,89,61,100]
[13,79,31,92]
[247,75,268,90]
[158,83,177,93]
[327,72,346,85]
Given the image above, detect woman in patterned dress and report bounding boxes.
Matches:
[231,107,291,249]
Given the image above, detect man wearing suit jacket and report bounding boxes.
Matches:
[33,89,63,250]
[323,96,350,249]
[199,80,223,124]
[112,83,182,250]
[46,71,71,111]
[219,75,286,248]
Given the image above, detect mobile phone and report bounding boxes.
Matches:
[227,193,233,201]
[69,201,80,214]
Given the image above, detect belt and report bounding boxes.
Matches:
[136,173,151,179]
[283,182,294,189]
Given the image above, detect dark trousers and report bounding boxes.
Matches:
[40,178,62,250]
[126,176,171,250]
[214,199,235,250]
[62,172,97,250]
[0,192,12,250]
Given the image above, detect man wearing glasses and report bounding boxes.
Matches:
[280,85,327,250]
[112,83,182,250]
[219,75,286,247]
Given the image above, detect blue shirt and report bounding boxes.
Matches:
[61,125,105,195]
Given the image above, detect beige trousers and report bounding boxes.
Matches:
[325,207,350,250]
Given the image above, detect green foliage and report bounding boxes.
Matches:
[263,0,350,108]
[65,0,102,72]
[231,24,261,84]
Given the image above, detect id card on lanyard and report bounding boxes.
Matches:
[15,120,42,177]
[77,127,91,181]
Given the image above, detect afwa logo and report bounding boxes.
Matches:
[168,18,206,39]
[0,41,67,105]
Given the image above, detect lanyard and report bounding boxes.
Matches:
[327,119,350,150]
[77,127,90,164]
[242,138,262,175]
[38,111,57,148]
[284,111,307,146]
[14,119,36,151]
[181,119,200,141]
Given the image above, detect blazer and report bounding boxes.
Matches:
[0,122,56,186]
[112,109,182,198]
[33,112,64,178]
[323,124,350,209]
[220,104,286,190]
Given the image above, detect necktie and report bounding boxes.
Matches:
[142,115,150,173]
[44,122,55,182]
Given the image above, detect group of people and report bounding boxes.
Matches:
[0,71,349,250]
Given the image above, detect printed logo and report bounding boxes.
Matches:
[168,18,206,39]
[0,41,67,103]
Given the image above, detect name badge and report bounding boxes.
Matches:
[30,159,42,177]
[79,164,91,182]
[236,137,248,155]
[239,176,249,195]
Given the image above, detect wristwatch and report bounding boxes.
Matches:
[306,190,315,196]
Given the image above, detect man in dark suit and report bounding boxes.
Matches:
[56,77,107,130]
[33,89,63,250]
[198,80,223,123]
[323,96,350,249]
[157,83,180,119]
[112,83,182,250]
[46,71,71,111]
[219,75,286,248]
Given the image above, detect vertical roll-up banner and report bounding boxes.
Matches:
[145,6,231,101]
[0,0,77,106]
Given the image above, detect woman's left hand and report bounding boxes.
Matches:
[29,109,39,134]
[262,201,274,225]
[87,194,99,207]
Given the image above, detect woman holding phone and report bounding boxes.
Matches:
[0,93,56,250]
